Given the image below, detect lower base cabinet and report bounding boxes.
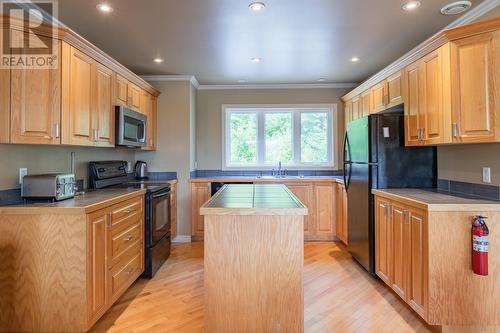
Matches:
[374,193,500,327]
[0,193,145,332]
[190,180,346,242]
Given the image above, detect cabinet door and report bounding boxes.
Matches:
[287,184,314,236]
[127,83,141,110]
[314,184,335,236]
[407,208,428,318]
[371,82,386,113]
[191,182,211,240]
[87,209,108,322]
[115,74,128,106]
[95,64,114,147]
[391,203,409,300]
[10,30,61,144]
[0,31,9,143]
[62,44,95,146]
[361,90,371,117]
[386,71,403,108]
[451,32,500,143]
[335,184,344,242]
[403,61,423,146]
[170,184,177,238]
[141,92,157,150]
[344,101,352,128]
[421,46,450,145]
[351,96,361,120]
[375,197,391,285]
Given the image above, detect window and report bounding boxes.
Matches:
[223,105,335,168]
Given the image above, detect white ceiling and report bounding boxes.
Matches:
[57,0,490,85]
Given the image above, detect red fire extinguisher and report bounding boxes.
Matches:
[472,216,489,276]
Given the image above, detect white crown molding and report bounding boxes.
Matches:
[197,83,359,90]
[172,235,192,243]
[341,0,500,101]
[141,75,200,89]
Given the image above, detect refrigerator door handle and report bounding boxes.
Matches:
[346,161,353,191]
[342,132,351,189]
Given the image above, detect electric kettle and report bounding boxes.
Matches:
[134,161,148,179]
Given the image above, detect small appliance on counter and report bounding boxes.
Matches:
[88,160,171,278]
[21,174,76,202]
[135,160,148,179]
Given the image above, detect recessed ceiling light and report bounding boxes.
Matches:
[251,57,262,63]
[350,57,360,63]
[153,57,164,64]
[96,3,113,13]
[238,79,246,83]
[317,78,326,82]
[401,1,421,11]
[248,2,266,12]
[441,1,472,15]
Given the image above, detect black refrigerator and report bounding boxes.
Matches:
[343,108,436,274]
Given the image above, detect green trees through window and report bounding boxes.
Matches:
[226,106,333,168]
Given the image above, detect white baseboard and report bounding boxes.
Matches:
[172,235,192,243]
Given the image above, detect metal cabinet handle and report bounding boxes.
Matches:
[124,235,134,241]
[452,123,460,138]
[54,123,60,138]
[125,268,134,275]
[123,209,133,214]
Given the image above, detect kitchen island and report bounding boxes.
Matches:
[200,184,308,333]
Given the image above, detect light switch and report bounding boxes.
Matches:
[482,167,491,183]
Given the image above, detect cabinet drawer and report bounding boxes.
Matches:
[110,197,143,230]
[110,222,142,260]
[108,244,143,302]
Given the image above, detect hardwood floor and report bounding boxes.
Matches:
[90,242,433,333]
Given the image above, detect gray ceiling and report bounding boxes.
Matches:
[57,0,488,85]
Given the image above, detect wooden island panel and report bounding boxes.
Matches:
[201,184,307,333]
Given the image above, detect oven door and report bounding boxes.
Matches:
[115,106,147,147]
[151,190,171,245]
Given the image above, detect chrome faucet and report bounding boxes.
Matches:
[272,161,286,178]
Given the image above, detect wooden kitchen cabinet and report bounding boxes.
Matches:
[141,91,157,151]
[87,208,109,323]
[10,30,61,145]
[351,96,361,121]
[61,44,95,146]
[286,183,314,236]
[374,196,391,284]
[386,71,403,108]
[361,90,371,117]
[374,194,428,322]
[115,74,143,112]
[371,71,404,114]
[371,81,386,113]
[404,45,452,146]
[95,63,114,147]
[390,202,409,300]
[335,183,348,245]
[191,182,211,241]
[450,31,500,143]
[170,182,178,238]
[0,31,9,143]
[344,100,352,129]
[62,44,116,147]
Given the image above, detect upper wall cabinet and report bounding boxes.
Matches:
[360,90,371,117]
[10,29,61,145]
[141,91,158,151]
[116,74,142,112]
[404,44,452,146]
[450,31,500,143]
[343,17,500,147]
[0,16,160,148]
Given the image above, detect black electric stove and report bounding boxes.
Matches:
[88,161,171,278]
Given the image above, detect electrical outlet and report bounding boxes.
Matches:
[482,167,491,183]
[19,168,28,185]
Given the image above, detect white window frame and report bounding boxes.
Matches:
[222,104,337,170]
